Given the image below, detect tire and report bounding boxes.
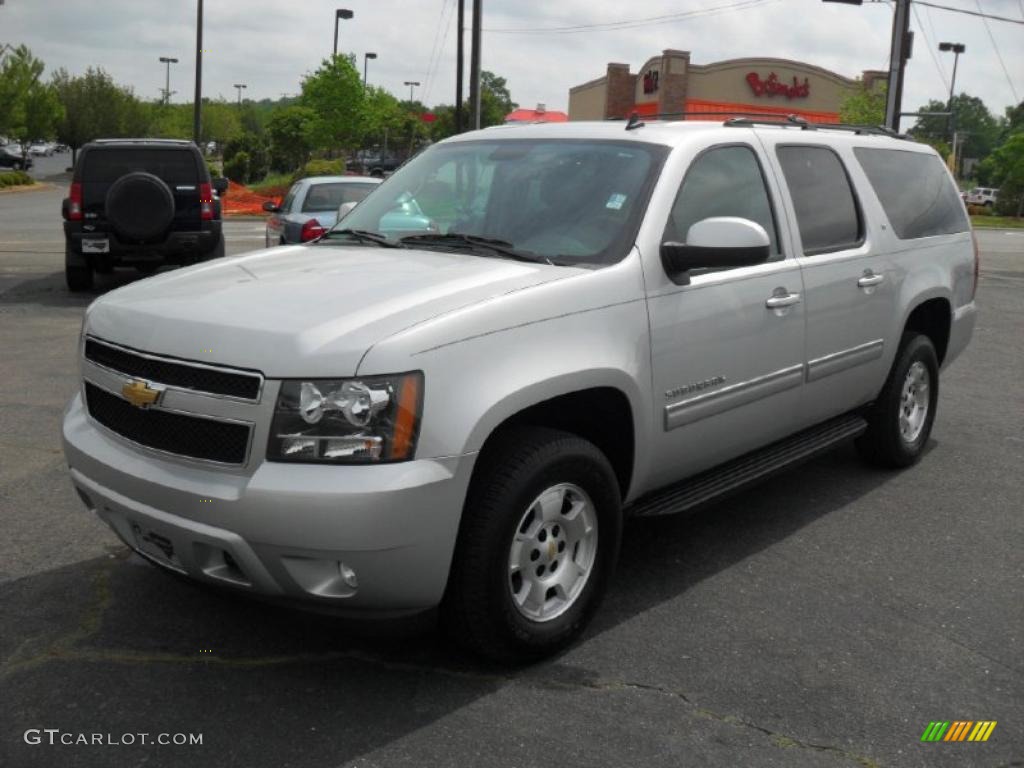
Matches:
[441,427,622,663]
[65,260,94,292]
[105,172,176,241]
[856,333,939,468]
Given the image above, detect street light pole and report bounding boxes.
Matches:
[233,83,247,106]
[193,0,203,145]
[363,52,377,86]
[333,9,353,59]
[159,56,178,105]
[404,81,420,103]
[938,42,965,144]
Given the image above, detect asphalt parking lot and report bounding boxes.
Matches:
[1,183,1022,768]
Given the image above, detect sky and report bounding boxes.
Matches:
[1,0,1021,123]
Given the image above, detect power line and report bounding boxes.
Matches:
[482,0,776,35]
[422,0,452,98]
[912,2,949,92]
[973,0,1019,101]
[913,0,1024,25]
[423,0,457,104]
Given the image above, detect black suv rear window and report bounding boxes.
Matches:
[853,148,968,239]
[82,148,199,184]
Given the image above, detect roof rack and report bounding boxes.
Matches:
[725,114,908,138]
[612,111,908,138]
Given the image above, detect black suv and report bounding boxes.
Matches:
[62,139,228,291]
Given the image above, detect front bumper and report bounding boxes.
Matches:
[62,392,475,615]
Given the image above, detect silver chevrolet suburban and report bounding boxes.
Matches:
[62,117,977,661]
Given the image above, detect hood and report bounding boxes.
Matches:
[85,244,574,377]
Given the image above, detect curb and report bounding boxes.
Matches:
[0,182,56,195]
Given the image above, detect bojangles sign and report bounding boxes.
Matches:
[746,72,810,99]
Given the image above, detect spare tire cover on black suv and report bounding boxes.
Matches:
[105,172,176,241]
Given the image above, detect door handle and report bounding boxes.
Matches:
[765,292,801,309]
[858,273,885,288]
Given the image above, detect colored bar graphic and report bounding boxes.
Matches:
[921,721,997,742]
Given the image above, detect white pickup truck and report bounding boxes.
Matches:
[63,117,977,661]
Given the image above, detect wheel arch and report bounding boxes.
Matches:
[902,294,952,364]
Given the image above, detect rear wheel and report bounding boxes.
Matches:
[857,333,939,468]
[441,427,621,663]
[65,246,93,292]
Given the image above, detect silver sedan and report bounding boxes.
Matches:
[264,176,381,246]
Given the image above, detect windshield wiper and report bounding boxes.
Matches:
[323,228,405,248]
[400,233,553,265]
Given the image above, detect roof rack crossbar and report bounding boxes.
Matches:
[725,115,908,138]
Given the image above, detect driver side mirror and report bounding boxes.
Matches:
[262,200,281,213]
[212,177,228,196]
[660,217,770,286]
[337,200,359,221]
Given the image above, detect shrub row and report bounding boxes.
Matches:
[0,170,34,188]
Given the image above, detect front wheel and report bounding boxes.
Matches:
[441,427,621,663]
[857,333,939,468]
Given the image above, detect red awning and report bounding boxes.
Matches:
[505,109,568,123]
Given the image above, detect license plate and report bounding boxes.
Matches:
[81,238,109,254]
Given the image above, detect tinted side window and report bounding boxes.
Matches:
[302,183,374,212]
[776,146,862,255]
[854,148,968,239]
[280,183,301,213]
[665,145,779,256]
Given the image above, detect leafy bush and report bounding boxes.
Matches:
[297,158,345,180]
[967,204,992,216]
[0,170,34,187]
[223,151,250,183]
[223,131,269,183]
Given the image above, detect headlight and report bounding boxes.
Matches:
[268,372,423,463]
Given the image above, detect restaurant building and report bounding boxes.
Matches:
[568,49,885,123]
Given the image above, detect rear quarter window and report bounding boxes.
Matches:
[853,148,968,239]
[81,148,200,184]
[776,145,863,255]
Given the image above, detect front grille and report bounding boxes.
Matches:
[85,338,261,400]
[85,382,250,464]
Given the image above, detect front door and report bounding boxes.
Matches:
[644,143,806,490]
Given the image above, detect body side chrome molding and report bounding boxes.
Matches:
[806,339,884,383]
[664,363,804,431]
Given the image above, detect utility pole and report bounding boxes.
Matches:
[468,0,482,129]
[455,0,465,133]
[884,0,911,132]
[193,0,203,145]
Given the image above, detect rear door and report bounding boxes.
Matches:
[759,137,896,429]
[81,147,203,233]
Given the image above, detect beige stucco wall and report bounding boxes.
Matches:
[568,78,607,121]
[687,58,855,113]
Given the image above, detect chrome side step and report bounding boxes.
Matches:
[626,412,868,517]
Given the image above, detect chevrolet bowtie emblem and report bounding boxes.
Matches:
[121,379,163,409]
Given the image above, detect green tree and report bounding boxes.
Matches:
[0,46,63,157]
[299,55,365,153]
[267,105,319,171]
[223,131,269,183]
[983,132,1024,216]
[200,101,243,147]
[839,79,886,126]
[52,67,145,163]
[910,94,999,161]
[478,70,517,127]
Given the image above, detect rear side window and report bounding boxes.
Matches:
[82,149,199,184]
[854,148,968,239]
[777,146,862,255]
[302,183,374,212]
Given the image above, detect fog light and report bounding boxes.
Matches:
[339,562,358,588]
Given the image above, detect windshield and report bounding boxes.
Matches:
[329,139,668,265]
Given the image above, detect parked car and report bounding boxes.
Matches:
[0,145,32,170]
[964,187,999,207]
[348,149,404,177]
[264,176,380,246]
[62,118,976,662]
[29,142,53,157]
[61,138,228,291]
